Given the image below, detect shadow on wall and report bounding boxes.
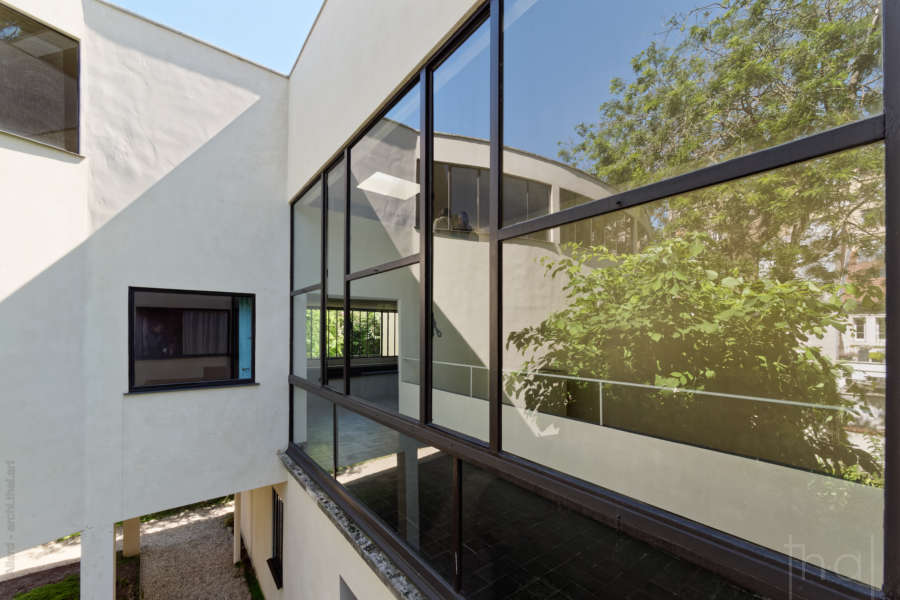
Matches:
[0,0,287,555]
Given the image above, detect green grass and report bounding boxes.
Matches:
[17,549,141,599]
[238,543,265,600]
[241,556,265,600]
[14,574,79,600]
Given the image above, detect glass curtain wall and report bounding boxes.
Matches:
[326,160,346,389]
[431,19,491,441]
[289,0,890,595]
[500,0,885,587]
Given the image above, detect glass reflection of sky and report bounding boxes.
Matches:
[504,0,696,161]
[421,0,699,161]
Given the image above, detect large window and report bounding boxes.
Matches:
[288,0,895,597]
[0,5,78,152]
[129,288,254,391]
[431,18,491,442]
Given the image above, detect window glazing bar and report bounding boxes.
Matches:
[419,65,434,425]
[496,114,885,242]
[345,254,419,282]
[488,0,502,454]
[882,1,899,597]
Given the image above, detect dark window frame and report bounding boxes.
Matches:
[128,286,255,393]
[0,3,80,154]
[267,488,284,590]
[287,1,899,598]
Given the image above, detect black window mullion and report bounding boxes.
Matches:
[883,1,900,596]
[344,147,352,395]
[320,170,328,385]
[488,0,502,454]
[419,65,434,425]
[497,115,883,243]
[452,456,462,592]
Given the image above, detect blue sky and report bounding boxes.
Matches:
[114,0,707,160]
[113,0,322,73]
[428,0,702,161]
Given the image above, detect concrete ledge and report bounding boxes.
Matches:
[278,451,425,600]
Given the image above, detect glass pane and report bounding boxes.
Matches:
[336,407,453,582]
[502,143,885,586]
[293,181,322,290]
[432,18,491,442]
[345,265,420,419]
[132,291,248,388]
[236,296,253,380]
[327,160,346,388]
[0,5,78,152]
[350,84,420,273]
[292,290,322,383]
[501,0,883,226]
[460,462,759,599]
[293,387,333,475]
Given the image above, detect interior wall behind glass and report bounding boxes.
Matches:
[293,181,322,290]
[350,84,421,273]
[336,406,453,583]
[345,265,420,419]
[501,143,886,586]
[431,18,491,442]
[292,290,322,383]
[501,0,883,225]
[293,387,334,475]
[327,160,346,388]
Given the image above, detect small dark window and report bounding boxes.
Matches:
[0,5,79,152]
[855,317,867,340]
[129,288,254,391]
[267,489,284,589]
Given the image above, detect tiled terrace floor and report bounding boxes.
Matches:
[346,452,765,600]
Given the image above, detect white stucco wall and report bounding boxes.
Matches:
[282,474,396,600]
[241,485,286,600]
[0,0,289,569]
[286,0,483,198]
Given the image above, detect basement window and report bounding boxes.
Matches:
[267,488,284,589]
[0,5,79,152]
[129,288,254,392]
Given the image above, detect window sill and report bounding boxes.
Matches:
[0,128,84,159]
[125,381,259,395]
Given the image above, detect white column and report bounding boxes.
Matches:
[80,522,116,600]
[233,492,242,564]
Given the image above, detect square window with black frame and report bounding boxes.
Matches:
[0,5,79,152]
[130,288,254,391]
[267,488,284,589]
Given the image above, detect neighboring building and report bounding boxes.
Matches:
[0,2,897,600]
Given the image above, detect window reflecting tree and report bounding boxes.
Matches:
[506,0,885,486]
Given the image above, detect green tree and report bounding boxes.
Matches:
[560,0,884,289]
[509,0,885,483]
[505,233,879,478]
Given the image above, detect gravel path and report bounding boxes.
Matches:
[141,500,251,600]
